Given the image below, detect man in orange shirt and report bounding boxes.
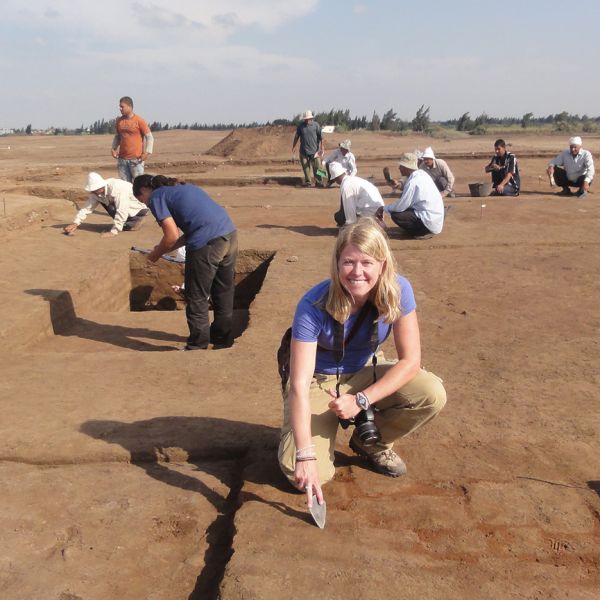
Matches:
[111,96,154,182]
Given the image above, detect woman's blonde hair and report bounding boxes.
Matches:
[324,218,401,323]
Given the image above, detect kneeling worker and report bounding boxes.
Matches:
[420,147,456,198]
[547,136,594,198]
[384,153,444,240]
[64,172,148,237]
[329,162,384,226]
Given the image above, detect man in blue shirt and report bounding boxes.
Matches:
[133,175,237,350]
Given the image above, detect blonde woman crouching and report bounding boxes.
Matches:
[278,217,446,507]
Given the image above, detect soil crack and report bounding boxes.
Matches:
[187,455,245,600]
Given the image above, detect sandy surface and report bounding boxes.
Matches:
[0,129,599,599]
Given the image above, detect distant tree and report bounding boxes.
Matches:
[473,113,489,128]
[25,124,32,135]
[521,112,534,128]
[370,111,381,131]
[411,105,430,132]
[381,108,398,130]
[456,112,472,131]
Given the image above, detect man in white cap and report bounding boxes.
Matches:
[63,172,148,237]
[323,139,357,184]
[419,147,456,198]
[292,110,325,187]
[547,136,594,198]
[383,153,444,240]
[329,162,384,226]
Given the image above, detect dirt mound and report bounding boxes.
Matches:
[206,125,295,159]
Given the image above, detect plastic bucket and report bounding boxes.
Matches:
[468,182,492,197]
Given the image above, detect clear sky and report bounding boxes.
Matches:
[2,0,599,129]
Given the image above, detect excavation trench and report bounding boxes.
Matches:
[129,248,275,338]
[22,249,274,350]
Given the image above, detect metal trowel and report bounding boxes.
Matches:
[309,495,326,529]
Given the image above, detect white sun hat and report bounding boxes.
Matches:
[422,147,435,160]
[339,139,352,150]
[398,152,418,171]
[569,136,582,146]
[302,109,314,120]
[329,162,347,179]
[84,172,107,192]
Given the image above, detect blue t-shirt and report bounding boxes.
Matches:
[292,275,417,374]
[149,184,236,251]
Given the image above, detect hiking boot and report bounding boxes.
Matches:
[576,189,588,199]
[349,431,407,477]
[302,181,312,187]
[413,232,434,240]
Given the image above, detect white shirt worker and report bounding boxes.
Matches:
[549,148,595,183]
[384,169,444,234]
[74,178,147,234]
[340,175,384,224]
[324,148,357,176]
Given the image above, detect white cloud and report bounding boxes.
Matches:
[353,4,367,15]
[4,1,319,40]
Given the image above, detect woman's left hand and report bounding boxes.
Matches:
[327,389,361,420]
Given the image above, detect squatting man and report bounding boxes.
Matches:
[64,172,148,237]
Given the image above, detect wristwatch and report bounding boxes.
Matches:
[355,391,370,411]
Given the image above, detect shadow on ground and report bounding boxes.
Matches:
[25,288,186,351]
[80,416,308,599]
[256,223,339,237]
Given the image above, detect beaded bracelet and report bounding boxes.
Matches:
[295,444,316,460]
[296,444,315,454]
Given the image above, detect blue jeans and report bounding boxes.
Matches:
[492,182,519,196]
[117,158,144,183]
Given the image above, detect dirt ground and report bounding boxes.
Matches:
[0,129,599,600]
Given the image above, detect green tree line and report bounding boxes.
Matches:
[8,108,600,136]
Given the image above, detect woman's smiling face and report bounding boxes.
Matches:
[338,243,384,302]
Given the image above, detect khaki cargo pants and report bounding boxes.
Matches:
[278,362,446,485]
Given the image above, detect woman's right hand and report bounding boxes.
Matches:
[294,459,324,508]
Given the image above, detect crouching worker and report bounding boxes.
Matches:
[278,218,446,506]
[133,175,238,350]
[384,153,444,240]
[330,162,385,227]
[64,172,149,237]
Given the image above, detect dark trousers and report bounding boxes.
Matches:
[389,208,431,236]
[184,231,238,349]
[101,203,149,229]
[553,167,588,191]
[432,176,448,193]
[334,202,386,230]
[334,197,346,226]
[300,153,324,185]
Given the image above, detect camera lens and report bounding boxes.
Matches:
[354,408,381,446]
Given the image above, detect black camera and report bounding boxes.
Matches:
[339,407,381,446]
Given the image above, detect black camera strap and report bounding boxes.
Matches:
[332,302,380,399]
